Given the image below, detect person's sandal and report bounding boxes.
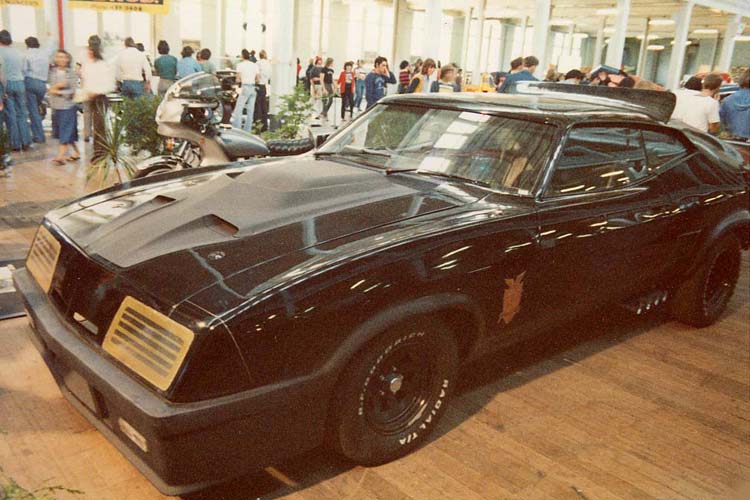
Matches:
[51,158,66,165]
[67,155,81,161]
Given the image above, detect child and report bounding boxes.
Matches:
[431,64,457,93]
[48,50,80,165]
[398,60,411,93]
[337,61,356,122]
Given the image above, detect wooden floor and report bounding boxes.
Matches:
[0,142,749,500]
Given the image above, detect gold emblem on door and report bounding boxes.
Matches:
[499,271,526,324]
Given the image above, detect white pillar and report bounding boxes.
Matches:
[318,0,326,55]
[470,0,486,83]
[219,0,227,58]
[605,0,630,69]
[201,0,220,52]
[394,0,413,61]
[718,14,741,73]
[157,0,181,58]
[566,24,575,56]
[269,0,295,112]
[483,22,494,70]
[391,0,402,64]
[520,16,528,54]
[425,0,443,60]
[460,4,472,70]
[593,16,605,68]
[665,0,693,90]
[532,0,551,79]
[124,12,132,40]
[636,18,650,76]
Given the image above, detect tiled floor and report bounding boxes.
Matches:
[0,140,105,261]
[0,139,748,500]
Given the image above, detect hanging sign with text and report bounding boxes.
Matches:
[69,0,169,15]
[0,0,44,6]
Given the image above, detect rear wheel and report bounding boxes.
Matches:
[266,138,315,157]
[671,234,741,327]
[329,316,458,466]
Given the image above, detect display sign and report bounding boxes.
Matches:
[0,0,44,6]
[69,0,169,14]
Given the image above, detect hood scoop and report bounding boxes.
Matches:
[67,159,462,268]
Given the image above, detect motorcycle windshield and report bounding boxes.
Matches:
[172,72,222,101]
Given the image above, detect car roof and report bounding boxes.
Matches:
[380,92,656,125]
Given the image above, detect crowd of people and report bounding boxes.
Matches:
[0,28,748,174]
[0,29,275,170]
[300,51,748,140]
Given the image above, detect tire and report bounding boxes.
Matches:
[329,316,459,466]
[266,138,315,157]
[671,234,741,327]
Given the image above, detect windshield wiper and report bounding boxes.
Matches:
[387,169,492,188]
[314,147,393,158]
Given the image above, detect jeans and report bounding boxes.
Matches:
[341,89,354,119]
[354,79,365,110]
[4,80,32,149]
[231,84,257,132]
[121,80,145,98]
[24,77,46,143]
[158,78,175,98]
[254,84,268,132]
[321,83,334,117]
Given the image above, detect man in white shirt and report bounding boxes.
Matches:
[671,73,722,134]
[115,37,152,98]
[255,49,271,132]
[231,49,260,131]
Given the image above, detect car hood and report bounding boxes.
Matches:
[51,158,481,304]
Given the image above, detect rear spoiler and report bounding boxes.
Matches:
[511,82,677,124]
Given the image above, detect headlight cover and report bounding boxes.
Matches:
[27,225,61,293]
[103,296,195,391]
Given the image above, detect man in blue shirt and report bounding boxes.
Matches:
[176,46,202,80]
[364,56,396,109]
[497,55,539,93]
[720,69,750,139]
[24,36,55,143]
[0,30,32,150]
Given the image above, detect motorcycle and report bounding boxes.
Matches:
[134,72,315,178]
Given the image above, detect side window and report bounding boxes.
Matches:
[547,126,647,195]
[642,129,688,169]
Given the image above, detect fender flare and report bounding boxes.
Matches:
[689,209,749,275]
[320,293,485,379]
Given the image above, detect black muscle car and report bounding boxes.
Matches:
[14,84,749,495]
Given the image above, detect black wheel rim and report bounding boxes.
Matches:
[703,249,739,314]
[364,341,434,436]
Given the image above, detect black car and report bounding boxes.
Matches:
[14,84,749,495]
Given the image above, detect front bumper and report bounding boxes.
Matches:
[13,268,330,496]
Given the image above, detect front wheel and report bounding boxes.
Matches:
[329,316,458,466]
[671,234,741,327]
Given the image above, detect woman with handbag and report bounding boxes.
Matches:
[48,50,80,165]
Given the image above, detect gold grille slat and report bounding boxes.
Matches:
[26,225,61,292]
[103,296,194,391]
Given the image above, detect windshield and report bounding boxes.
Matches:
[170,72,222,101]
[319,104,558,195]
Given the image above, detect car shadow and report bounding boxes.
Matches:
[182,305,675,500]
